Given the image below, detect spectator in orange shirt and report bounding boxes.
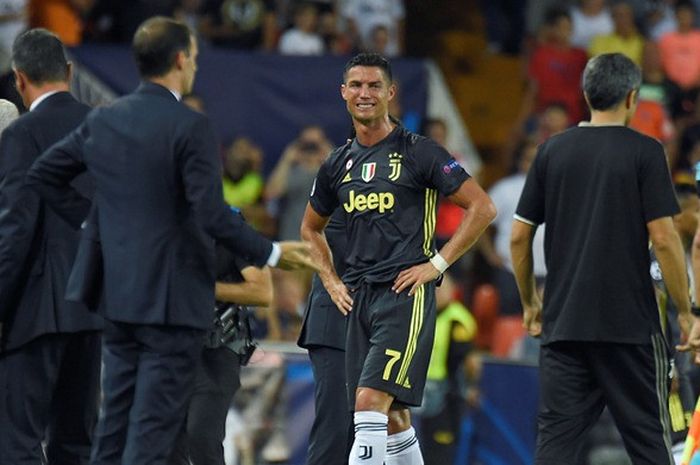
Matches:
[29,0,93,46]
[659,1,700,91]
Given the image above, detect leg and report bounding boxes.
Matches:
[0,335,64,465]
[46,331,101,465]
[535,342,605,465]
[386,408,423,465]
[307,346,352,465]
[590,335,674,465]
[90,322,140,465]
[121,325,203,465]
[186,348,240,465]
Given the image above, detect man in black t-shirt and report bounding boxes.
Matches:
[169,242,273,465]
[298,208,352,465]
[512,53,697,465]
[300,53,496,465]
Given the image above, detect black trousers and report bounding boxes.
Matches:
[536,336,674,465]
[90,321,204,465]
[307,346,352,465]
[0,331,101,465]
[169,347,241,465]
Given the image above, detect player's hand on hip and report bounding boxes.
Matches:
[277,241,319,271]
[522,302,542,337]
[326,277,353,315]
[392,262,440,296]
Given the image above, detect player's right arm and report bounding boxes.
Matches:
[301,205,352,315]
[300,154,352,315]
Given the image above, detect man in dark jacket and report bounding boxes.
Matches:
[0,29,102,465]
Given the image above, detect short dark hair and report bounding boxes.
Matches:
[12,28,69,84]
[343,52,393,84]
[582,53,641,111]
[543,7,570,26]
[132,16,192,79]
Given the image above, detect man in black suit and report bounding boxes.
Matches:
[26,17,312,465]
[0,29,101,465]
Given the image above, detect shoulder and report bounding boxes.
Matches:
[401,128,448,156]
[323,139,353,169]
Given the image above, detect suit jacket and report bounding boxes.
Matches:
[27,82,273,330]
[0,92,102,351]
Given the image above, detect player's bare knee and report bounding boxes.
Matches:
[355,387,393,414]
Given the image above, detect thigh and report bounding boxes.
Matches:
[359,282,436,407]
[46,331,102,465]
[0,334,64,465]
[121,325,204,465]
[589,336,674,465]
[308,347,352,465]
[535,342,604,465]
[345,286,371,409]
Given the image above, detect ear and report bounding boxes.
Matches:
[13,68,25,92]
[340,83,347,101]
[626,89,638,109]
[174,50,187,71]
[66,61,73,82]
[387,83,396,101]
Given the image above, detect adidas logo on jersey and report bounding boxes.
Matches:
[343,190,394,213]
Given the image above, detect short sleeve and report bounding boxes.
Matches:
[515,143,546,226]
[414,138,470,196]
[639,140,679,223]
[308,158,338,217]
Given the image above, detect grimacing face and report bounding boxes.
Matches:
[341,65,395,125]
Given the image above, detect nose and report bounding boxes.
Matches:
[358,84,371,98]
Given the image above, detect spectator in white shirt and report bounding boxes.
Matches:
[570,0,613,49]
[278,2,324,55]
[342,0,404,57]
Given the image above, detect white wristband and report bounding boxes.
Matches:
[429,253,449,274]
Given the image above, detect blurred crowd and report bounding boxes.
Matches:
[0,0,406,59]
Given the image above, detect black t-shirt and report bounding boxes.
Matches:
[216,245,250,286]
[309,126,470,287]
[516,125,680,345]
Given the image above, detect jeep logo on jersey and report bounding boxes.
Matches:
[361,162,376,182]
[343,190,394,213]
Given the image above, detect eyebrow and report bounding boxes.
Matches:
[347,79,384,86]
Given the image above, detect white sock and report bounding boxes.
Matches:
[349,411,388,465]
[385,426,424,465]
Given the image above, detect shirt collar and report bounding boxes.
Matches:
[168,88,182,101]
[578,121,626,127]
[29,90,61,112]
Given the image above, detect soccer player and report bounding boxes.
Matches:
[511,52,696,465]
[300,52,496,465]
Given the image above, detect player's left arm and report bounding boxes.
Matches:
[393,178,496,296]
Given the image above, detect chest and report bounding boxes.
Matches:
[335,148,423,215]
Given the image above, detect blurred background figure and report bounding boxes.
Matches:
[221,136,274,235]
[341,0,404,56]
[416,272,480,465]
[588,1,645,65]
[198,0,277,50]
[29,0,94,46]
[570,0,613,50]
[265,124,331,241]
[0,97,18,131]
[278,1,323,55]
[479,138,545,356]
[515,7,587,135]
